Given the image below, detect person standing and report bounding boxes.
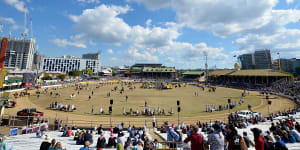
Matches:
[96,133,106,150]
[165,123,179,148]
[208,124,224,150]
[91,105,94,114]
[0,136,7,150]
[40,136,51,150]
[251,128,264,150]
[184,125,204,150]
[152,116,156,129]
[126,95,128,102]
[225,124,248,150]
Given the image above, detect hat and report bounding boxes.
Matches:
[43,136,51,143]
[110,133,114,138]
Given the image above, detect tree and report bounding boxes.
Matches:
[68,70,82,76]
[41,76,52,80]
[82,69,93,76]
[295,66,300,77]
[57,74,66,81]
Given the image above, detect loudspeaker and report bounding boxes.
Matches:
[266,96,269,100]
[177,107,181,112]
[268,101,272,105]
[109,106,112,112]
[228,98,231,103]
[177,100,180,106]
[110,99,113,105]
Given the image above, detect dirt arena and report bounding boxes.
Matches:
[4,81,297,127]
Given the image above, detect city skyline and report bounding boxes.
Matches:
[1,0,300,69]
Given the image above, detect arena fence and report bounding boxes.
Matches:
[2,114,227,130]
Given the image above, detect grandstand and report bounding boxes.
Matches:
[209,69,292,88]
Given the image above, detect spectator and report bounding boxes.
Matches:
[225,124,248,150]
[49,139,56,150]
[96,132,106,150]
[208,124,224,150]
[165,123,179,148]
[274,135,288,150]
[67,127,72,137]
[40,136,51,150]
[251,128,264,150]
[264,135,275,150]
[243,132,254,148]
[53,142,63,150]
[0,136,7,150]
[79,141,90,150]
[107,133,116,148]
[184,125,204,150]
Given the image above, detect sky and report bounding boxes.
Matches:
[0,0,300,69]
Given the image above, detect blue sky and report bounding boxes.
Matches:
[1,0,300,69]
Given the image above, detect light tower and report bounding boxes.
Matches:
[203,51,208,84]
[22,6,28,40]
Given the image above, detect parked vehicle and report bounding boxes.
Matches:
[17,108,44,117]
[238,110,259,119]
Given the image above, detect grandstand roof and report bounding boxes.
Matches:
[182,71,204,75]
[209,70,235,76]
[209,69,291,77]
[142,67,176,72]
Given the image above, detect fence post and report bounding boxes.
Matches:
[8,115,10,127]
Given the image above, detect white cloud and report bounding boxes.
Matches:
[50,38,87,48]
[3,0,28,13]
[107,49,113,54]
[127,47,158,62]
[77,0,100,4]
[286,0,294,4]
[69,4,132,45]
[130,22,180,49]
[130,0,278,37]
[167,57,174,62]
[0,16,19,30]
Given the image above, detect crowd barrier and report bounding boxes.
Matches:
[21,122,48,134]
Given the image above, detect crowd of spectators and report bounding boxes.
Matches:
[269,80,300,101]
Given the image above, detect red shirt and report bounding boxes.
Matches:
[255,136,264,150]
[184,133,203,150]
[67,129,72,137]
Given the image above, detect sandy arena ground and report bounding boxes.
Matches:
[3,82,297,127]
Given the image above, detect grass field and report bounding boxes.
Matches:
[28,82,262,117]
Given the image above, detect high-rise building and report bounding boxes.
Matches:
[0,37,35,70]
[82,52,99,60]
[41,53,100,73]
[238,54,254,69]
[254,50,272,69]
[238,49,272,70]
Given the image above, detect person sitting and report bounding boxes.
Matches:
[67,127,72,137]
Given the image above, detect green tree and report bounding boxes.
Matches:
[57,74,66,81]
[41,76,52,80]
[68,70,82,76]
[82,69,93,76]
[295,66,300,77]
